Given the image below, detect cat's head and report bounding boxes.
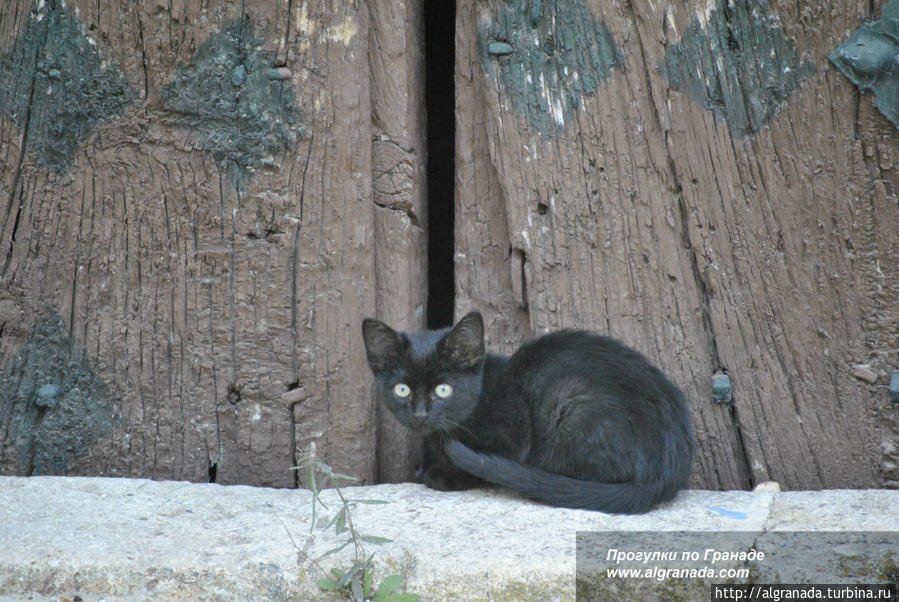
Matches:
[361,312,485,433]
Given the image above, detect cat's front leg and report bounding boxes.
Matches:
[421,435,484,490]
[422,460,483,491]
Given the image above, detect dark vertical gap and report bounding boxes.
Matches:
[425,0,456,329]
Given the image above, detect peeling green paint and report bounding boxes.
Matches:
[663,0,813,136]
[0,0,135,171]
[0,310,117,475]
[830,0,899,130]
[163,17,302,187]
[480,0,622,135]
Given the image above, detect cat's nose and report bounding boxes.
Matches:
[413,399,428,421]
[411,405,429,429]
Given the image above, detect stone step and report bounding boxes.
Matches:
[0,476,896,601]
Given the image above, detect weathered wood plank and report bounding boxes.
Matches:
[0,0,381,487]
[455,0,897,490]
[369,0,428,483]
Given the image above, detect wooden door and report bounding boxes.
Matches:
[3,0,895,492]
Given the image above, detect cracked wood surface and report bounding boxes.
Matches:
[0,0,896,492]
[0,1,416,487]
[455,0,898,490]
[369,0,427,483]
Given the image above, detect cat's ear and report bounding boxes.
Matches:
[361,318,406,372]
[442,311,485,369]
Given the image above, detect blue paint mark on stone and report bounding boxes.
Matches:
[889,373,899,403]
[713,373,732,403]
[480,0,622,135]
[163,17,302,187]
[830,0,899,130]
[663,0,813,137]
[0,0,135,171]
[0,310,118,475]
[709,506,748,519]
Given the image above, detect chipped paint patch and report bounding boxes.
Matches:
[326,16,358,46]
[294,4,317,53]
[163,16,302,188]
[0,310,118,475]
[294,9,357,50]
[663,0,813,137]
[295,4,317,36]
[0,0,135,171]
[830,0,899,130]
[480,0,622,136]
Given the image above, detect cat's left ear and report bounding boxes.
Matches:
[442,311,485,369]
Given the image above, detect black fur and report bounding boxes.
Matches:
[361,312,694,514]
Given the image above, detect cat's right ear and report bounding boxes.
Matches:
[361,318,405,372]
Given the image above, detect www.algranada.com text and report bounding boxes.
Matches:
[607,566,750,582]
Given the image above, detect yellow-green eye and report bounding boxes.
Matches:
[393,383,412,398]
[435,383,453,398]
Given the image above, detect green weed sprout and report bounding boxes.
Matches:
[294,443,419,602]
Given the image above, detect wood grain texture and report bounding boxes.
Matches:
[0,0,385,486]
[369,0,427,483]
[455,0,897,490]
[1,0,894,492]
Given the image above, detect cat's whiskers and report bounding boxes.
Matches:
[435,419,480,446]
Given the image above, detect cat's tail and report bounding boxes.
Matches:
[444,440,672,514]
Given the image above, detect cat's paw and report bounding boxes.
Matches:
[422,465,456,490]
[424,464,476,491]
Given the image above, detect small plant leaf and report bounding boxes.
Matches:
[319,540,352,559]
[314,462,358,482]
[363,566,374,596]
[360,535,393,545]
[316,577,339,591]
[350,576,364,601]
[307,458,320,533]
[351,498,391,505]
[308,460,318,496]
[337,568,354,589]
[372,574,403,599]
[339,561,367,589]
[334,506,348,535]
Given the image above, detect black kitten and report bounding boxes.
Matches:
[361,311,694,513]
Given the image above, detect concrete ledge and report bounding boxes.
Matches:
[0,476,896,601]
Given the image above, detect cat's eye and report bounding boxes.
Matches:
[393,383,412,398]
[434,383,453,398]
